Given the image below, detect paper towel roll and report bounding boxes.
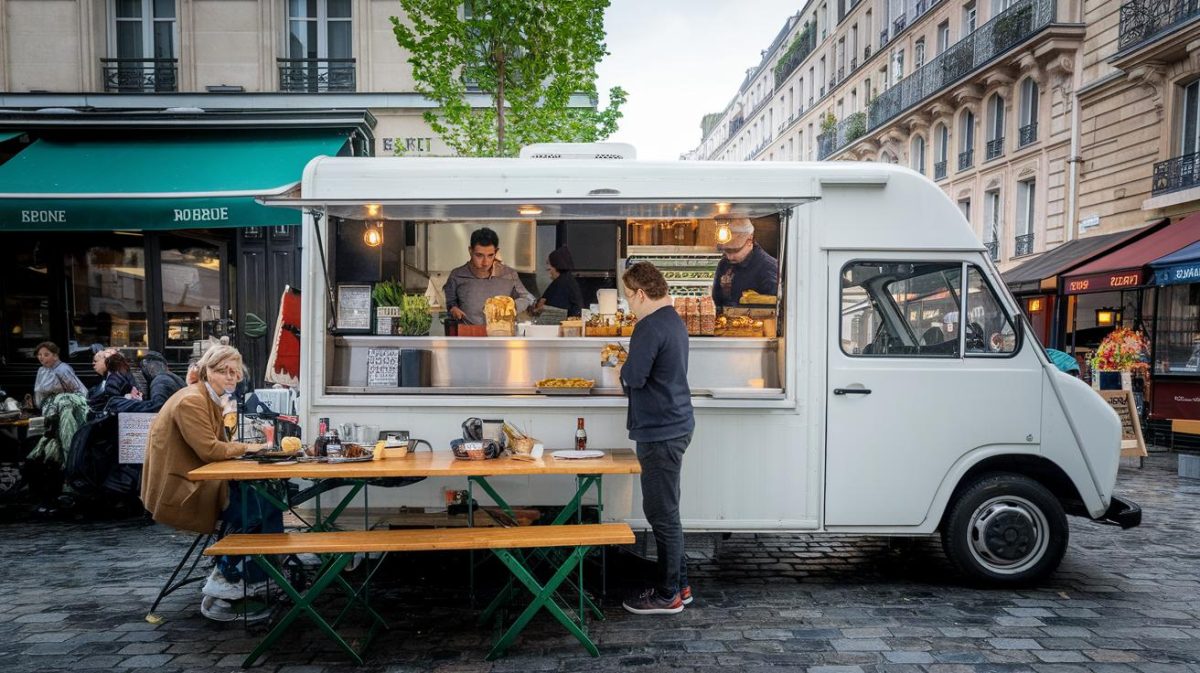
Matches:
[598,288,618,315]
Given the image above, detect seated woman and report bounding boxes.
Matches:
[140,344,274,622]
[531,246,584,318]
[89,350,138,413]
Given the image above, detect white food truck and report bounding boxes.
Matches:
[266,145,1140,585]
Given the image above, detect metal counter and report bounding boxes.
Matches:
[330,335,780,396]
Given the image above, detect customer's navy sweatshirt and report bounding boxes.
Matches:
[620,304,695,442]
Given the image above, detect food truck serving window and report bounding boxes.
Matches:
[840,262,1016,358]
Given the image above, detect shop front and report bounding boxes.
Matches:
[1149,233,1200,421]
[1002,228,1150,349]
[0,112,373,399]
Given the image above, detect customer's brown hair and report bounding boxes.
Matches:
[622,262,669,300]
[105,351,132,375]
[35,341,59,357]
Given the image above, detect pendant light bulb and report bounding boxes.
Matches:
[364,222,384,248]
[716,223,733,244]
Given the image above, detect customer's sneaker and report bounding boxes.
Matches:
[622,588,684,615]
[200,596,272,623]
[201,568,246,601]
[680,586,693,605]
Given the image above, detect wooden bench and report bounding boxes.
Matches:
[205,523,635,667]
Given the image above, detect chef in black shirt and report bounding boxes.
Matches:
[712,218,779,308]
[531,246,584,317]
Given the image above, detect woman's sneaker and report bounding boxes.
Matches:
[622,588,684,615]
[680,586,693,605]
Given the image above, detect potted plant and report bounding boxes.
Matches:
[399,294,432,336]
[820,111,837,136]
[1090,327,1149,391]
[372,279,405,335]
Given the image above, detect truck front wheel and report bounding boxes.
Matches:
[941,473,1068,585]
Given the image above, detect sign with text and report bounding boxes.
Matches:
[366,347,401,388]
[118,412,157,464]
[382,137,434,156]
[1099,390,1147,458]
[1064,270,1144,295]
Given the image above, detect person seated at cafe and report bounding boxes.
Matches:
[443,226,535,325]
[88,349,139,413]
[140,344,274,622]
[33,341,88,408]
[531,245,584,318]
[711,218,779,308]
[105,351,186,414]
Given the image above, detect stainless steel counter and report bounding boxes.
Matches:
[330,335,781,396]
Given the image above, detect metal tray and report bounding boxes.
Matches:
[535,386,594,396]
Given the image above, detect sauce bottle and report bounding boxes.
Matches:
[575,417,587,451]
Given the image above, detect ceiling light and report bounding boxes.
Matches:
[365,203,381,217]
[517,205,543,216]
[364,222,383,247]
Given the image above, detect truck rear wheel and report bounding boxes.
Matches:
[941,473,1068,586]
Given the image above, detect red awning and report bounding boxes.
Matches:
[1061,214,1200,294]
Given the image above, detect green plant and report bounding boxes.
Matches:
[399,294,432,336]
[820,111,837,135]
[845,112,867,142]
[372,279,406,307]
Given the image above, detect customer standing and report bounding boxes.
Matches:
[619,262,695,615]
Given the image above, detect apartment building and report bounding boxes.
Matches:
[690,0,1200,422]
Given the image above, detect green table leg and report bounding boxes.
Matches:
[486,546,597,660]
[243,553,358,667]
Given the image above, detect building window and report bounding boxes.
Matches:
[937,20,951,53]
[1019,77,1039,147]
[963,1,977,35]
[1181,79,1200,156]
[65,242,149,358]
[934,123,949,179]
[104,0,178,92]
[984,189,1001,261]
[986,93,1005,160]
[892,49,904,81]
[282,0,355,93]
[912,135,926,175]
[959,197,971,225]
[1016,179,1035,256]
[914,38,926,69]
[865,10,873,55]
[959,110,976,170]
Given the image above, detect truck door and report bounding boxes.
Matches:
[824,253,1043,527]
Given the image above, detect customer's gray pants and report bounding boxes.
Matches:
[636,432,691,598]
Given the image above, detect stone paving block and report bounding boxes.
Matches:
[990,638,1044,650]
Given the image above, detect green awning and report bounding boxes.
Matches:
[0,132,22,144]
[0,131,349,231]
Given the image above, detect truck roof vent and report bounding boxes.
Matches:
[519,142,637,160]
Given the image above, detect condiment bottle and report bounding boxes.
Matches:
[575,417,587,451]
[325,430,343,459]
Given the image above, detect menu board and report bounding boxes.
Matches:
[336,284,373,332]
[1099,390,1147,458]
[118,412,157,464]
[367,347,400,388]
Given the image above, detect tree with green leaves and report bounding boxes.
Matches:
[391,0,627,157]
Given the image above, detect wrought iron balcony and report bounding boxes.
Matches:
[958,149,975,170]
[916,0,929,15]
[816,111,868,160]
[773,27,819,88]
[277,58,356,93]
[880,29,890,47]
[1152,151,1200,195]
[985,240,1000,262]
[850,57,858,71]
[830,76,838,90]
[865,45,873,59]
[809,96,814,107]
[838,66,845,81]
[820,85,826,97]
[1015,233,1035,257]
[986,137,1005,160]
[894,14,908,34]
[1118,0,1200,51]
[101,58,177,93]
[867,0,1055,132]
[1018,122,1038,147]
[729,115,746,137]
[748,95,771,122]
[934,160,947,180]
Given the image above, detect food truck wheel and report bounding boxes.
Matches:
[941,473,1068,586]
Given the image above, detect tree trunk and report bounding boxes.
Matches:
[495,55,506,155]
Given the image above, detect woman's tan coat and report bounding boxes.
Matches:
[140,383,251,533]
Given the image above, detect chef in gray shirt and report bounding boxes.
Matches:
[443,227,535,325]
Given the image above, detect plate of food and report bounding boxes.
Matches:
[535,378,595,395]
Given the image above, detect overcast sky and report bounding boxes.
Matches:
[594,0,804,161]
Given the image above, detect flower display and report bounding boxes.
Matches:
[1090,327,1149,373]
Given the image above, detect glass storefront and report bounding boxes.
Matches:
[1155,283,1200,374]
[65,240,149,359]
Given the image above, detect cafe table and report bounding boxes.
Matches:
[188,448,641,660]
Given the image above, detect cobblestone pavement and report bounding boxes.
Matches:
[1,454,1198,673]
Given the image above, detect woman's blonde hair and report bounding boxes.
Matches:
[195,345,243,383]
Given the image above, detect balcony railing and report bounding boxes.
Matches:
[729,115,746,137]
[986,137,1005,160]
[101,58,177,93]
[985,240,1000,262]
[1015,233,1035,257]
[916,0,928,14]
[867,0,1055,133]
[934,160,948,180]
[816,111,868,160]
[278,58,356,93]
[773,27,819,88]
[850,57,858,71]
[958,148,975,170]
[894,14,908,34]
[1019,122,1038,147]
[838,66,845,81]
[748,95,771,122]
[1152,151,1200,195]
[1118,0,1200,51]
[880,29,890,47]
[865,44,873,59]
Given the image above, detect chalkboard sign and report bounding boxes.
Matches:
[366,347,400,388]
[336,284,373,332]
[1099,390,1148,458]
[118,412,157,464]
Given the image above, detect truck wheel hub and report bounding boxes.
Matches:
[968,497,1047,572]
